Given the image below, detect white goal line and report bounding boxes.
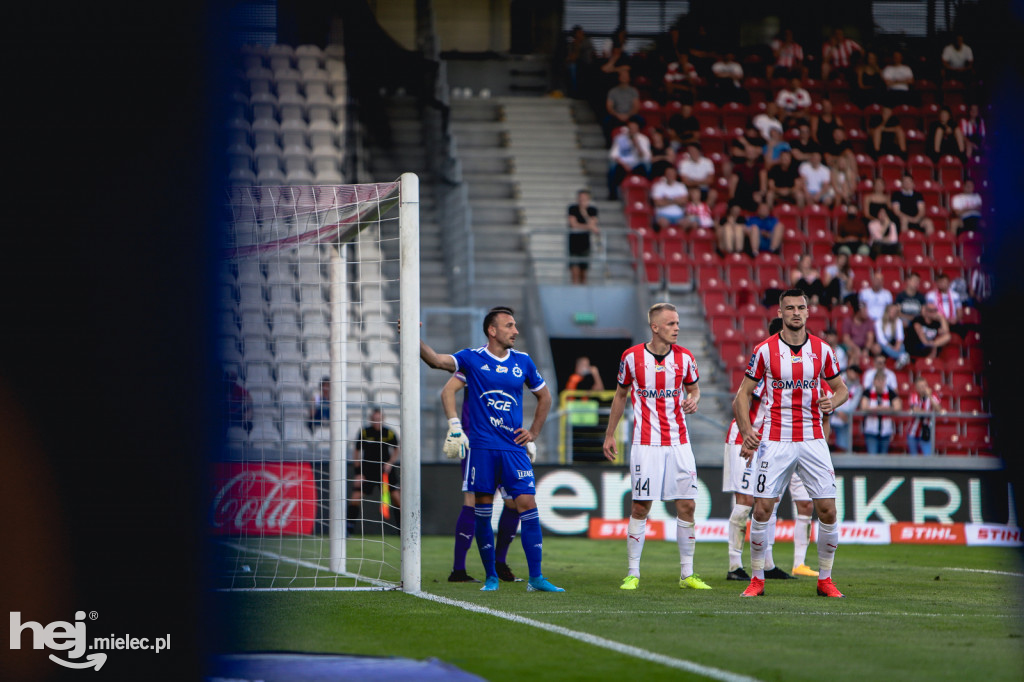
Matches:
[411,591,763,682]
[216,541,399,592]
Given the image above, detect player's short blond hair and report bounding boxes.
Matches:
[648,302,677,324]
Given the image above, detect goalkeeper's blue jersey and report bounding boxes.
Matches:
[452,346,546,450]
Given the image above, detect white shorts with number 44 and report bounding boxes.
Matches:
[629,443,698,501]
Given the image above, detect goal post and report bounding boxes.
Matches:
[214,175,420,591]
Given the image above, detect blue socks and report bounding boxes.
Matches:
[519,508,543,578]
[452,505,475,571]
[475,504,497,579]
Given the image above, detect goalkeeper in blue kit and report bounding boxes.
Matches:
[420,306,563,592]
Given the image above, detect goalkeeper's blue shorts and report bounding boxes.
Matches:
[464,447,535,498]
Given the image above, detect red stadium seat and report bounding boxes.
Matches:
[826,80,851,106]
[696,252,724,285]
[700,127,727,155]
[943,81,966,109]
[694,101,720,131]
[723,252,753,284]
[962,420,992,455]
[931,231,956,261]
[905,129,928,157]
[908,154,935,183]
[926,205,950,234]
[900,229,927,260]
[905,253,934,283]
[894,104,921,132]
[665,251,693,290]
[848,254,872,285]
[847,128,869,156]
[628,225,656,258]
[641,249,664,285]
[639,99,664,129]
[853,152,875,180]
[916,79,939,107]
[836,102,863,130]
[780,227,809,260]
[659,225,686,257]
[690,227,717,259]
[720,102,749,131]
[803,204,831,233]
[937,155,964,185]
[701,281,730,309]
[775,203,801,231]
[622,175,651,205]
[878,154,906,184]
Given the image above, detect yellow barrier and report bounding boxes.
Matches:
[557,390,628,465]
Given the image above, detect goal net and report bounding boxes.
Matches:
[213,175,420,591]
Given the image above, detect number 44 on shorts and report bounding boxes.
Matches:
[634,478,650,496]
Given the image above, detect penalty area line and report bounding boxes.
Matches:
[940,567,1024,578]
[412,591,762,682]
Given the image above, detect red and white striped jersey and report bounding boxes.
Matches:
[618,343,699,446]
[824,38,862,68]
[726,380,766,445]
[745,333,841,442]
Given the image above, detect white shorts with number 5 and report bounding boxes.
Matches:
[629,443,698,501]
[722,442,754,494]
[752,439,836,500]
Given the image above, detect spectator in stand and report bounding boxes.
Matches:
[666,102,701,148]
[950,179,983,234]
[825,328,850,371]
[868,105,907,158]
[710,52,747,105]
[766,149,805,207]
[603,68,641,144]
[906,377,943,455]
[841,300,876,357]
[823,127,856,165]
[654,24,686,69]
[941,34,975,83]
[827,153,857,206]
[775,77,813,128]
[607,117,651,200]
[567,189,600,285]
[767,28,806,80]
[862,351,899,392]
[891,175,935,236]
[728,144,767,213]
[830,364,863,452]
[959,103,987,157]
[753,102,784,142]
[925,272,964,333]
[564,25,596,99]
[928,106,965,162]
[307,376,329,432]
[906,302,951,359]
[565,356,605,393]
[859,370,902,454]
[716,203,748,254]
[682,186,715,230]
[746,202,784,254]
[895,272,927,324]
[968,265,992,308]
[859,272,894,322]
[225,370,254,434]
[790,123,820,163]
[651,166,688,231]
[881,49,914,106]
[834,203,871,256]
[731,122,767,163]
[824,251,857,307]
[599,26,631,79]
[664,55,699,105]
[790,254,825,304]
[811,100,843,149]
[855,50,886,107]
[799,151,834,206]
[821,28,863,82]
[648,127,676,179]
[862,177,900,256]
[871,303,910,368]
[677,143,718,207]
[763,128,792,168]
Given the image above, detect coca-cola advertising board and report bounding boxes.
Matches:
[210,463,317,535]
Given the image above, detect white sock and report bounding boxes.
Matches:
[749,518,770,580]
[793,514,812,568]
[626,516,646,577]
[765,501,780,570]
[817,521,839,580]
[677,518,696,579]
[728,504,752,571]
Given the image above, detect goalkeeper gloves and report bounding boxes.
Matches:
[444,418,470,460]
[526,441,537,463]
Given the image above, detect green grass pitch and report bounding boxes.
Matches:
[211,536,1024,682]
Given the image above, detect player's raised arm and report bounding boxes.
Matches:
[419,337,457,372]
[602,382,631,461]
